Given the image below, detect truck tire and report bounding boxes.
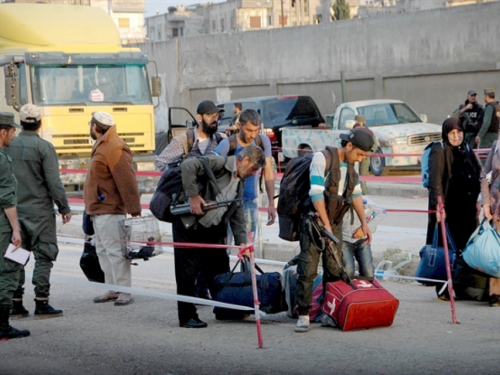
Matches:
[298,146,313,157]
[370,148,391,176]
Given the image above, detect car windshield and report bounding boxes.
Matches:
[31,64,151,106]
[262,97,318,124]
[359,103,421,127]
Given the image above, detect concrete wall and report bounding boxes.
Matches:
[137,2,500,132]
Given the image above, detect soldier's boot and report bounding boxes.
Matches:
[10,298,29,320]
[34,298,63,320]
[0,307,30,341]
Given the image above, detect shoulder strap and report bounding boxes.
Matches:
[182,129,195,155]
[255,134,264,149]
[228,134,238,156]
[197,157,222,195]
[214,132,224,144]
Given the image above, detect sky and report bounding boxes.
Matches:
[144,0,224,17]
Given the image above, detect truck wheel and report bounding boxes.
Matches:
[370,148,391,176]
[298,146,312,157]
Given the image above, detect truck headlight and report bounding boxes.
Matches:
[382,137,408,147]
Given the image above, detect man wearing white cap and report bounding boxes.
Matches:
[84,111,141,306]
[6,104,72,320]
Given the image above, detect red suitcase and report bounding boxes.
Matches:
[321,279,399,331]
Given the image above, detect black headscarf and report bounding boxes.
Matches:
[442,117,465,148]
[441,118,479,196]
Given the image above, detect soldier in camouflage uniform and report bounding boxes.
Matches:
[0,112,30,340]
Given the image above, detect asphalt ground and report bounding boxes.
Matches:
[1,240,499,375]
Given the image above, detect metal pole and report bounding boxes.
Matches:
[340,71,347,103]
[437,196,458,324]
[246,244,263,348]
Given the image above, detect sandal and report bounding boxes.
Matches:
[114,293,134,306]
[93,292,119,303]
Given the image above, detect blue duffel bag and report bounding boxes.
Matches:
[415,223,457,285]
[213,259,287,318]
[463,220,500,278]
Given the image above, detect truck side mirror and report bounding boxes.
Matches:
[420,114,428,123]
[151,76,161,97]
[4,64,20,108]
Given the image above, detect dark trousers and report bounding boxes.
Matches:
[172,219,229,325]
[296,217,343,316]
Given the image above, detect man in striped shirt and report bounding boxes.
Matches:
[295,129,374,333]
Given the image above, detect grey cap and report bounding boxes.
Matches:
[484,88,495,98]
[0,112,21,129]
[355,114,366,123]
[467,90,477,96]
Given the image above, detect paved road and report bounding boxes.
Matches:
[2,235,499,375]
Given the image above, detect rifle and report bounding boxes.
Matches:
[170,198,242,216]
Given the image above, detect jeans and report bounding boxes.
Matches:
[342,240,374,279]
[243,199,258,238]
[227,199,258,246]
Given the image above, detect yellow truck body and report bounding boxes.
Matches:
[0,3,156,158]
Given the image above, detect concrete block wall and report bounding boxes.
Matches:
[137,2,500,131]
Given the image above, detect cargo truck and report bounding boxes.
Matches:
[0,3,161,191]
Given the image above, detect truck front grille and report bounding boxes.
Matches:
[409,133,441,145]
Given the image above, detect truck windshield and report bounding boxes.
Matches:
[359,103,421,127]
[30,64,151,106]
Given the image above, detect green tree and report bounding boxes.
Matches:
[332,0,351,21]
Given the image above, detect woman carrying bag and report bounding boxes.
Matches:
[426,118,482,299]
[479,136,500,307]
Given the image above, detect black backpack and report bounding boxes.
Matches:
[149,157,220,223]
[277,147,337,241]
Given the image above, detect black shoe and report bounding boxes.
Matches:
[180,318,207,328]
[0,325,30,340]
[10,300,29,320]
[34,299,63,319]
[489,294,500,307]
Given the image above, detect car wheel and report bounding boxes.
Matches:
[298,146,313,158]
[370,148,391,176]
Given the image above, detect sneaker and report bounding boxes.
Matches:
[320,313,336,328]
[294,315,310,333]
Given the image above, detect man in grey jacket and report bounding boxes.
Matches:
[173,144,265,328]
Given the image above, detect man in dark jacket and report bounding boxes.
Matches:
[6,104,72,319]
[173,144,265,328]
[475,89,500,149]
[84,111,141,306]
[453,90,483,148]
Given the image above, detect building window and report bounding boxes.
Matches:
[291,0,295,9]
[180,27,184,37]
[231,15,235,29]
[304,0,308,13]
[221,18,225,32]
[149,27,155,41]
[173,28,179,37]
[279,15,288,26]
[158,29,162,40]
[118,18,130,28]
[212,20,216,32]
[250,16,261,29]
[268,15,272,26]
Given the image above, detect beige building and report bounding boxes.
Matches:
[2,0,145,44]
[146,5,206,41]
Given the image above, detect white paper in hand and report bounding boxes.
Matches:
[4,244,30,265]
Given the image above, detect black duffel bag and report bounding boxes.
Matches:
[80,240,105,283]
[213,259,287,319]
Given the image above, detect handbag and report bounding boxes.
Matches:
[79,239,105,283]
[213,259,287,318]
[463,220,500,278]
[415,223,458,285]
